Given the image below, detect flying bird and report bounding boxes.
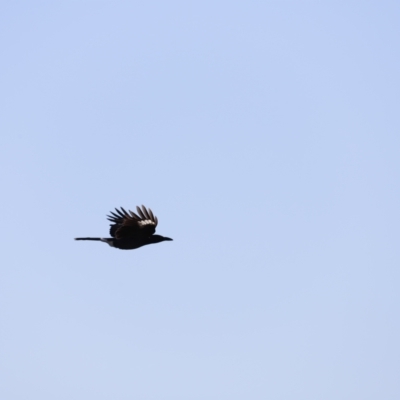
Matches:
[75,205,173,250]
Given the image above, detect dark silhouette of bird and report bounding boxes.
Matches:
[75,205,173,250]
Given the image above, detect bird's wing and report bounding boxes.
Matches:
[107,205,158,239]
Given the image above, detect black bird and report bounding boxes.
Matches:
[75,205,173,250]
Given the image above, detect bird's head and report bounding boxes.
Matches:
[150,235,173,243]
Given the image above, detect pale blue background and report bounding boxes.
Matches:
[1,1,399,399]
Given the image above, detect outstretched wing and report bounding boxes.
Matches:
[107,205,158,239]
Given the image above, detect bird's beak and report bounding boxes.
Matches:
[164,237,173,241]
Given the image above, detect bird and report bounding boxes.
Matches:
[75,205,173,250]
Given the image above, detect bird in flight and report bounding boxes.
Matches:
[75,205,173,250]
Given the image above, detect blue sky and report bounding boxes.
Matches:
[1,1,399,399]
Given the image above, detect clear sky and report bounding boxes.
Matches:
[1,1,399,399]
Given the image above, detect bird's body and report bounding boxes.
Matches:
[75,205,172,250]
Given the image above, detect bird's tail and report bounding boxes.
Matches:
[75,237,102,241]
[75,237,115,247]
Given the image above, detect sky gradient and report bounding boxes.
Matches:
[1,2,399,399]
